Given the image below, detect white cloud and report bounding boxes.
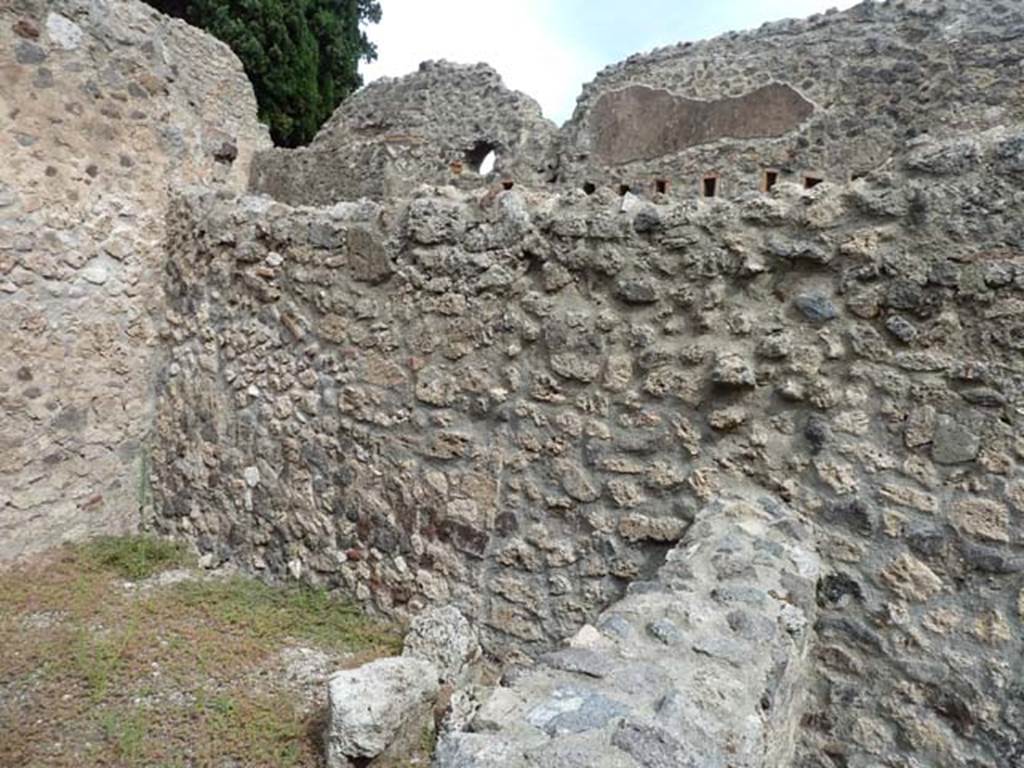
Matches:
[361,0,598,125]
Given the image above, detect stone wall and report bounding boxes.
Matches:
[0,0,269,560]
[5,0,1024,764]
[247,1,1024,210]
[249,61,558,206]
[556,0,1024,199]
[436,491,821,768]
[157,127,1024,763]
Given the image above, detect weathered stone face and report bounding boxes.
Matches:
[326,656,439,766]
[0,0,269,561]
[156,125,1024,762]
[250,61,557,205]
[558,0,1024,197]
[590,83,814,164]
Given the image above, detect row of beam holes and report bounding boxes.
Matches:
[587,171,825,198]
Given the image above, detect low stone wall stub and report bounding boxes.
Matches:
[436,491,821,768]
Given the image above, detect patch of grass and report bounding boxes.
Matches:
[99,707,150,763]
[194,691,305,767]
[68,623,136,703]
[77,534,193,581]
[167,576,403,655]
[420,721,438,760]
[0,539,402,768]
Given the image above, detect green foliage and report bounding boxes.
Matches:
[78,535,192,581]
[144,0,380,146]
[99,707,150,762]
[193,691,304,765]
[71,625,133,702]
[169,576,403,654]
[420,721,438,760]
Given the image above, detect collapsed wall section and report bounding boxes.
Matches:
[249,61,558,206]
[159,130,1024,764]
[0,0,269,560]
[437,491,821,768]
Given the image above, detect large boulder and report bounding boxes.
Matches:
[326,656,440,768]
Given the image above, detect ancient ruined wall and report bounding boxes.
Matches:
[6,0,1023,762]
[556,0,1024,199]
[437,491,822,768]
[245,0,1024,210]
[157,128,1024,763]
[0,0,269,560]
[250,61,558,206]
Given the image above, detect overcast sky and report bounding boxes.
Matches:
[361,0,861,126]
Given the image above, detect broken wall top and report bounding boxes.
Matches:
[249,61,558,206]
[557,0,1024,193]
[249,0,1024,208]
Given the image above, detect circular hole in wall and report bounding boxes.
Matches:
[465,141,498,175]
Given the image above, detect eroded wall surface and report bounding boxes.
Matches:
[557,0,1024,197]
[0,0,269,560]
[250,61,557,206]
[158,129,1024,764]
[589,83,815,165]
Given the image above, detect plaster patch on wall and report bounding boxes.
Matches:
[589,83,815,164]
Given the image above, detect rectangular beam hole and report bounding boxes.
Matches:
[702,174,718,198]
